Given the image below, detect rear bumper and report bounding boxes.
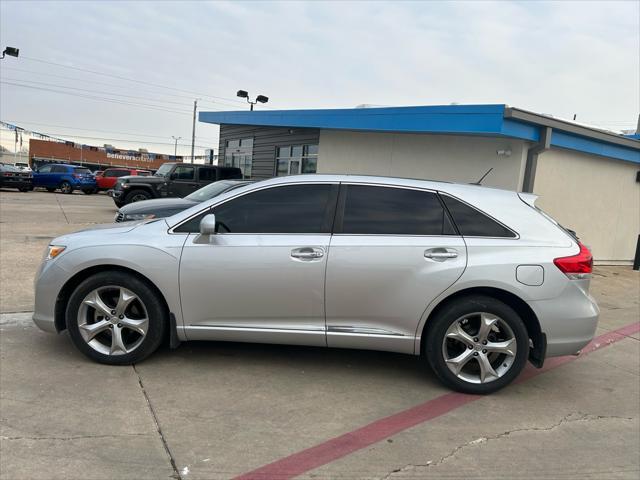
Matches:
[528,284,599,357]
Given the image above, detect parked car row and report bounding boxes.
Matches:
[0,163,33,191]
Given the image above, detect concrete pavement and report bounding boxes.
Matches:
[0,189,638,479]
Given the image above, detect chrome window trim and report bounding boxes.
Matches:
[168,181,339,235]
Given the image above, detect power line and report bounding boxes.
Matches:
[21,55,248,106]
[3,120,217,142]
[1,80,193,115]
[1,76,195,108]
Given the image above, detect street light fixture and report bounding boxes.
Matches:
[1,47,19,59]
[236,90,269,111]
[171,136,182,157]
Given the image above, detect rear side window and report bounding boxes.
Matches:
[219,168,241,180]
[198,167,217,182]
[441,195,516,238]
[73,168,91,175]
[339,185,455,236]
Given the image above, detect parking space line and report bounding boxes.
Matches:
[234,321,640,480]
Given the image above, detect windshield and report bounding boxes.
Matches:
[154,164,174,177]
[185,181,240,202]
[0,164,21,172]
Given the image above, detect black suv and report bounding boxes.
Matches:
[110,163,242,207]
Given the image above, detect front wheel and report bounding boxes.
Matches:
[60,181,73,194]
[66,271,167,365]
[424,295,529,394]
[124,189,151,204]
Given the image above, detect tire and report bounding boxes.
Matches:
[60,181,73,194]
[424,295,529,394]
[46,187,56,193]
[66,271,167,365]
[124,189,151,204]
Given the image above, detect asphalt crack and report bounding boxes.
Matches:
[53,193,70,224]
[380,413,634,479]
[133,364,182,480]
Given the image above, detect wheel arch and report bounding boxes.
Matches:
[419,286,544,364]
[54,264,170,332]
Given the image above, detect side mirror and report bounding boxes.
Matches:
[200,214,217,235]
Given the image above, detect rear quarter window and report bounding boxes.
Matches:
[441,194,516,238]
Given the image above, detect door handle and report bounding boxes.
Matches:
[291,247,324,260]
[424,249,458,260]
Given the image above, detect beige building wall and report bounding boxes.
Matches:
[534,149,640,263]
[317,130,528,190]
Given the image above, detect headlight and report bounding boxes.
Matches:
[124,213,156,221]
[45,245,66,260]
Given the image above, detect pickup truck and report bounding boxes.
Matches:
[110,162,242,207]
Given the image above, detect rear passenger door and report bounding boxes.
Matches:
[325,184,467,354]
[197,166,217,187]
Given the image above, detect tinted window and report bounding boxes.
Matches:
[176,184,335,234]
[441,195,516,238]
[51,165,67,173]
[38,165,52,173]
[341,185,454,236]
[198,167,217,182]
[73,167,91,175]
[219,168,241,180]
[173,166,194,180]
[137,171,151,176]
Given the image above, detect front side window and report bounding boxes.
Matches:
[441,195,516,238]
[276,144,318,176]
[175,184,335,234]
[173,165,195,180]
[339,185,455,236]
[52,165,67,173]
[38,165,52,173]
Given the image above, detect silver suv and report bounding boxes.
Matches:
[33,175,598,394]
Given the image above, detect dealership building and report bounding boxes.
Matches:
[200,104,640,264]
[28,139,182,171]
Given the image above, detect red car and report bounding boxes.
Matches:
[96,168,151,191]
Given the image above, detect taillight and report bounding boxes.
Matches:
[2,172,13,177]
[73,174,82,179]
[554,242,593,279]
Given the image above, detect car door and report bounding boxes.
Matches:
[33,164,52,187]
[325,183,467,354]
[168,165,197,197]
[177,182,338,346]
[196,166,217,187]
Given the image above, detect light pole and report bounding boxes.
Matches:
[236,90,269,111]
[0,47,19,60]
[172,136,181,157]
[190,100,197,163]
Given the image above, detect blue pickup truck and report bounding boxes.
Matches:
[33,164,97,194]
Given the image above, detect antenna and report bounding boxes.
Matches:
[471,168,493,185]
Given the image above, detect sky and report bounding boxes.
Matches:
[1,0,638,157]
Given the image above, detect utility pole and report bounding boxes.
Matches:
[190,100,197,164]
[172,136,181,157]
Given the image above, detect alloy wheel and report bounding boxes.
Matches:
[441,312,517,384]
[130,193,148,202]
[60,182,72,194]
[77,286,149,356]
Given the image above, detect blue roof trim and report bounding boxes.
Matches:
[551,130,640,164]
[199,104,639,164]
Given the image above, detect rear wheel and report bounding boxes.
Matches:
[424,295,529,394]
[66,271,167,365]
[125,189,151,204]
[60,181,73,194]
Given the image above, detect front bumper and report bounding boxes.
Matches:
[32,260,69,333]
[1,179,33,189]
[529,283,600,357]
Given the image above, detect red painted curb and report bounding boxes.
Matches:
[235,322,640,480]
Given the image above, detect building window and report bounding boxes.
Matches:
[223,137,253,178]
[276,144,318,176]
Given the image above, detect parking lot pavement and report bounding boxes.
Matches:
[1,190,639,480]
[0,190,116,313]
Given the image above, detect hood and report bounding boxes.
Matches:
[120,175,165,183]
[51,221,147,246]
[119,198,197,215]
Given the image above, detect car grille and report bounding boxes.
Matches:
[114,212,125,223]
